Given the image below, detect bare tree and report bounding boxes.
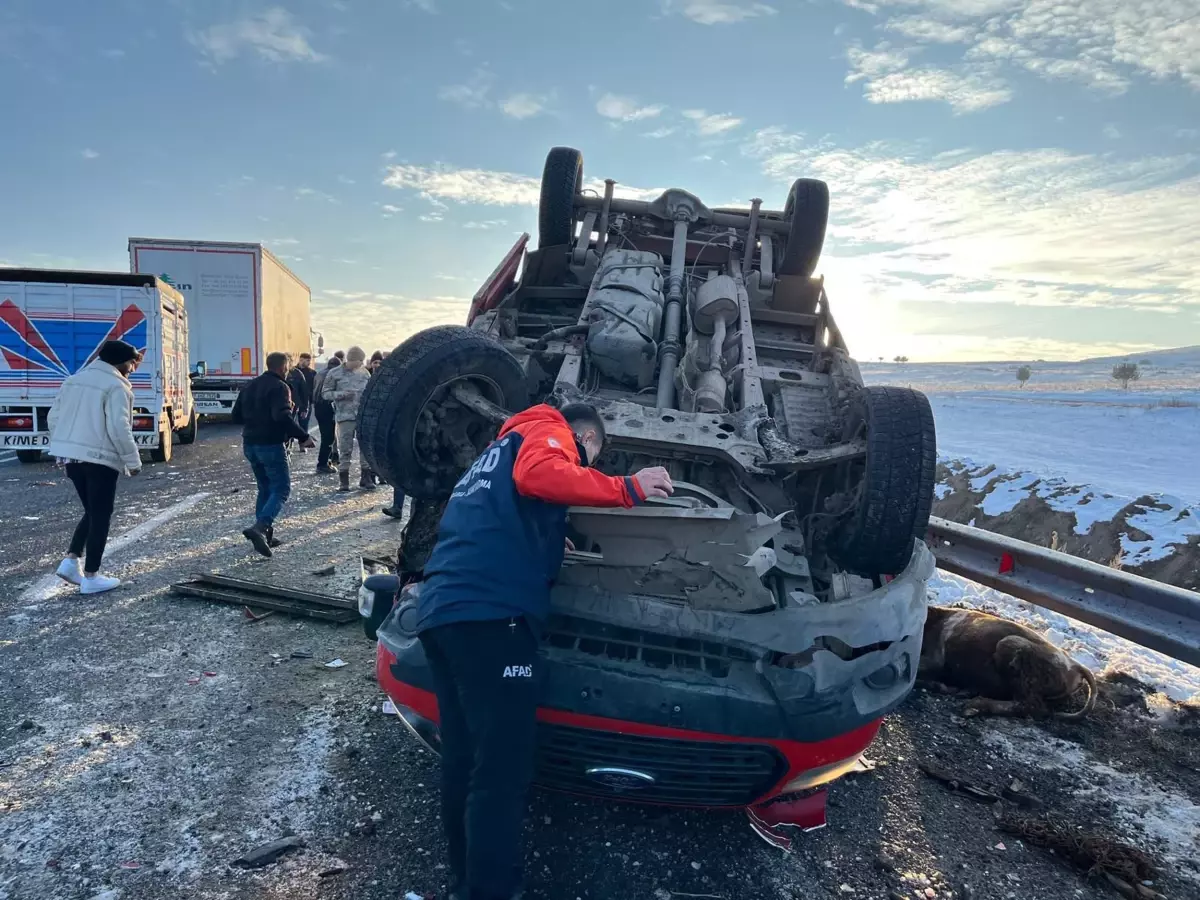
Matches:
[1112,361,1140,390]
[1016,365,1032,388]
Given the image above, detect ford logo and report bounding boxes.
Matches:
[585,767,656,791]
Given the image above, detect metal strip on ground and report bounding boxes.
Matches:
[926,516,1200,668]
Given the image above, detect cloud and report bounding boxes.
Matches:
[839,0,1200,96]
[190,8,325,64]
[845,43,1012,112]
[405,0,437,11]
[380,203,403,218]
[500,92,551,119]
[438,69,494,109]
[745,128,1200,323]
[1104,123,1122,139]
[464,219,508,229]
[383,163,665,206]
[81,148,99,160]
[337,174,356,185]
[596,93,665,122]
[312,293,472,356]
[662,0,777,25]
[643,127,677,139]
[682,109,743,135]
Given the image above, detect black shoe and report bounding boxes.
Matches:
[338,471,351,492]
[265,527,282,549]
[382,506,404,519]
[242,524,272,558]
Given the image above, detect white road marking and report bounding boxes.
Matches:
[16,492,213,604]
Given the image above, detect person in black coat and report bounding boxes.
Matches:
[286,353,316,443]
[232,352,315,555]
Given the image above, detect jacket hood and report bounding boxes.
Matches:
[498,403,567,439]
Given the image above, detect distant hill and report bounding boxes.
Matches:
[1083,346,1200,365]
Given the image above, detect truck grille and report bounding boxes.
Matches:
[535,723,785,807]
[544,614,753,679]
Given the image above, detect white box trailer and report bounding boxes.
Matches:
[128,238,313,415]
[0,269,195,463]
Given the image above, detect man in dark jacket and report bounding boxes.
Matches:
[416,402,672,900]
[287,352,316,440]
[312,356,341,473]
[231,351,315,556]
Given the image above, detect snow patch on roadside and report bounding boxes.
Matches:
[941,457,1200,552]
[982,725,1200,884]
[930,571,1200,702]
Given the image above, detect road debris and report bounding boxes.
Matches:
[172,573,358,623]
[325,658,348,668]
[998,812,1162,896]
[917,761,1001,802]
[381,699,398,715]
[231,835,307,869]
[312,564,336,576]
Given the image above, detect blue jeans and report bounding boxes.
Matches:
[244,442,291,529]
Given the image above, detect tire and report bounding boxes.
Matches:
[831,386,936,576]
[16,450,41,464]
[177,409,198,445]
[538,146,583,249]
[357,326,528,499]
[150,425,173,463]
[778,178,829,278]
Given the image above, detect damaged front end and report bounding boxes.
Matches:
[377,496,933,817]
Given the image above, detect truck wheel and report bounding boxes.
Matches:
[778,178,829,278]
[831,386,936,576]
[16,450,42,464]
[177,410,198,445]
[358,326,528,499]
[150,426,173,463]
[538,146,583,249]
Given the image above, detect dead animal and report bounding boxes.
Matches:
[919,606,1097,719]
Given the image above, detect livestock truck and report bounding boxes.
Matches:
[0,269,195,463]
[128,239,313,416]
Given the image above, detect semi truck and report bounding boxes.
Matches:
[0,269,196,463]
[128,238,312,416]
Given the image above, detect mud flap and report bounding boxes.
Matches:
[746,789,828,852]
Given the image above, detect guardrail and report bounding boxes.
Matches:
[925,516,1200,668]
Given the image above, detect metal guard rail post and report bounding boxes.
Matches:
[925,516,1200,668]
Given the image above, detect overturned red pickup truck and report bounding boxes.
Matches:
[356,146,936,847]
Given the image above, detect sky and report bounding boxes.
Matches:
[1,0,1198,362]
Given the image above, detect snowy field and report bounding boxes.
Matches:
[865,347,1200,702]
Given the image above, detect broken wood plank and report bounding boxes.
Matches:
[172,582,358,624]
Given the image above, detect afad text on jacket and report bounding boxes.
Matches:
[416,404,646,632]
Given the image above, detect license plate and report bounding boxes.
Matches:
[194,392,221,400]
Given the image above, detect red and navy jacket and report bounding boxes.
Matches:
[415,404,646,632]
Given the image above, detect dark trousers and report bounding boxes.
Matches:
[296,408,312,434]
[420,619,540,900]
[314,401,338,466]
[243,442,291,528]
[66,462,119,574]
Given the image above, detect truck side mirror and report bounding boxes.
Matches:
[193,362,207,377]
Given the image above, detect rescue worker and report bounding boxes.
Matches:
[231,351,315,556]
[312,356,341,473]
[46,339,144,595]
[320,345,372,492]
[415,401,673,900]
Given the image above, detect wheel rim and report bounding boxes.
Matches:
[411,374,505,474]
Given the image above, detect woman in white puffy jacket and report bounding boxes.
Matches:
[46,340,144,595]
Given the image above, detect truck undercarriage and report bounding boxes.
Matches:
[359,146,939,814]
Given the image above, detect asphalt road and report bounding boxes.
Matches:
[1,424,1196,900]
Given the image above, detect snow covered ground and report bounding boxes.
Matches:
[864,349,1200,701]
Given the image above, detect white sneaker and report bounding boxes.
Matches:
[56,558,83,586]
[80,574,121,595]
